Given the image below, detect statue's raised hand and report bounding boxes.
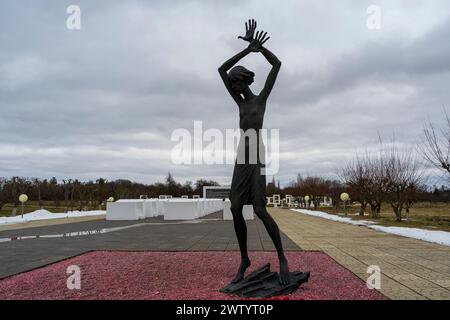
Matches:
[248,30,270,52]
[238,19,257,43]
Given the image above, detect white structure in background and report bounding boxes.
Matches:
[107,198,225,221]
[266,196,274,205]
[284,195,295,207]
[273,194,281,208]
[163,198,223,220]
[320,196,333,206]
[203,185,254,220]
[159,195,173,199]
[222,200,254,220]
[202,186,230,199]
[106,199,146,220]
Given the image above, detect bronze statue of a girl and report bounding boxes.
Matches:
[218,19,291,285]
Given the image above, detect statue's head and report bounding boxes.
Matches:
[228,65,254,94]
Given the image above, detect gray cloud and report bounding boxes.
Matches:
[0,0,449,186]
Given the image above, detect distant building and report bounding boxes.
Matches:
[203,186,230,199]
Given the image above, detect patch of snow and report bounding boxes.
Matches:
[368,225,450,246]
[0,209,106,226]
[291,209,450,247]
[291,209,375,226]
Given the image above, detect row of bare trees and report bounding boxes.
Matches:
[341,143,426,221]
[0,174,219,216]
[284,175,346,211]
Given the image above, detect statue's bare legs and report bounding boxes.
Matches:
[231,204,290,285]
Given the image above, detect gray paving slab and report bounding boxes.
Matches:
[0,212,300,279]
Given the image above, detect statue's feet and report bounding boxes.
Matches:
[231,258,251,283]
[279,258,290,285]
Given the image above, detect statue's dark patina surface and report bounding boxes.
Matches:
[218,20,310,296]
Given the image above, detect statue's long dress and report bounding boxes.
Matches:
[229,131,267,208]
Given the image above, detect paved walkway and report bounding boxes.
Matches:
[0,213,299,279]
[269,208,450,300]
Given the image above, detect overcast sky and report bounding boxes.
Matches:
[1,0,449,186]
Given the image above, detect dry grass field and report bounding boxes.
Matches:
[316,202,450,232]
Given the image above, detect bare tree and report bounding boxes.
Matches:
[364,152,389,218]
[328,180,346,213]
[384,146,425,222]
[0,178,6,212]
[11,176,18,216]
[33,178,44,209]
[419,110,450,175]
[70,181,76,212]
[76,180,87,211]
[62,179,73,213]
[341,155,371,216]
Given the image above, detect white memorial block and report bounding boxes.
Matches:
[106,200,145,220]
[223,200,232,219]
[242,205,254,219]
[163,199,198,220]
[285,195,294,207]
[106,198,231,221]
[273,194,281,207]
[222,201,254,220]
[197,199,205,217]
[143,199,158,218]
[157,198,169,215]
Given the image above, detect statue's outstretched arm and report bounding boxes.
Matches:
[259,46,281,101]
[218,48,252,104]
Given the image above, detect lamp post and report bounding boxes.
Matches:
[340,192,350,217]
[106,197,114,211]
[304,195,310,209]
[19,194,28,219]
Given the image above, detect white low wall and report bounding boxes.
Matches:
[106,198,231,221]
[106,201,145,220]
[222,200,254,220]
